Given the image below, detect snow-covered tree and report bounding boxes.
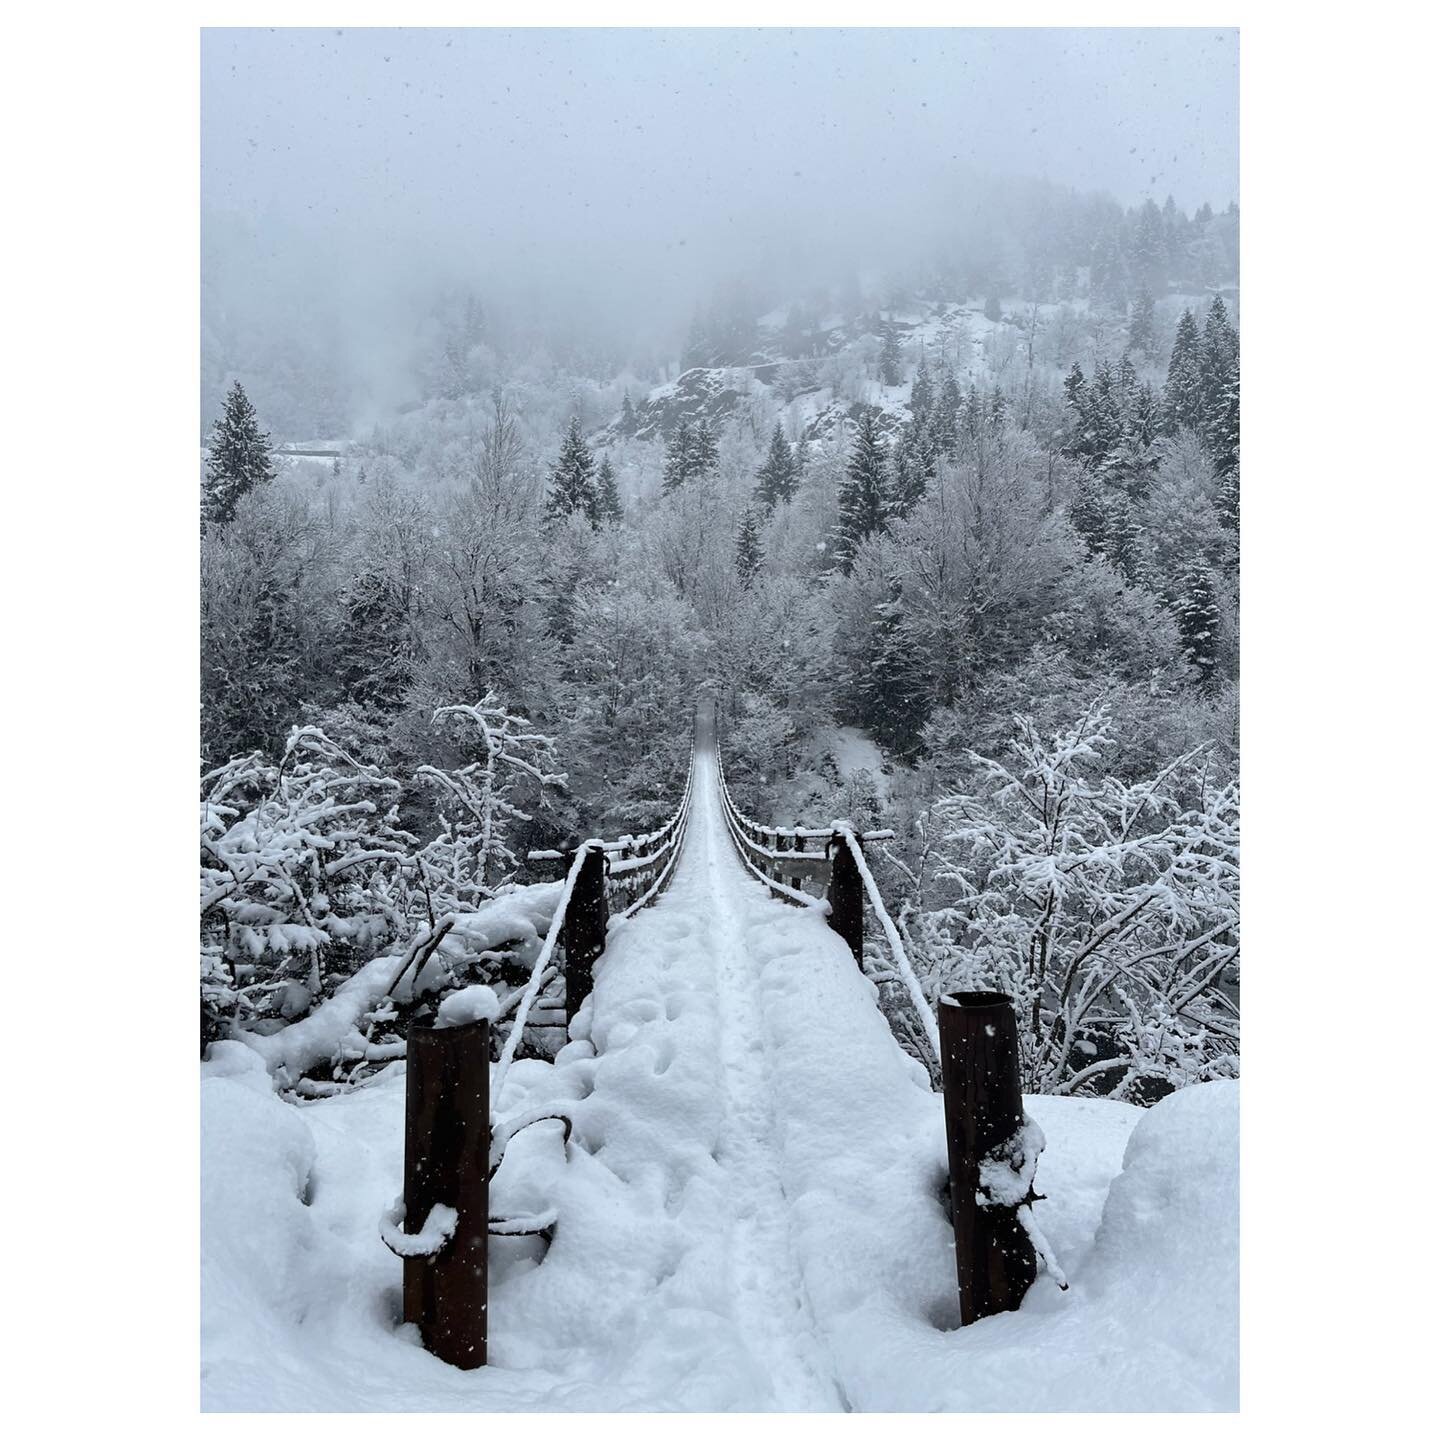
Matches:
[909,347,934,418]
[1174,559,1222,691]
[1216,467,1240,534]
[662,417,719,492]
[933,704,1239,1100]
[755,422,798,508]
[200,726,414,1040]
[1162,309,1205,434]
[1199,296,1240,478]
[890,418,937,519]
[692,419,719,475]
[878,317,903,387]
[933,364,962,459]
[594,454,623,524]
[203,381,275,528]
[854,576,933,756]
[544,417,599,525]
[735,506,764,587]
[832,410,892,573]
[416,695,567,905]
[1126,286,1157,362]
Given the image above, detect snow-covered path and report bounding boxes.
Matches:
[627,746,847,1408]
[497,737,913,1408]
[201,723,1239,1412]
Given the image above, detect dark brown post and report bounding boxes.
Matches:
[826,831,865,965]
[403,1016,490,1368]
[562,844,608,1027]
[938,991,1038,1325]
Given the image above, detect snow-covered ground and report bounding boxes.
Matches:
[202,748,1238,1411]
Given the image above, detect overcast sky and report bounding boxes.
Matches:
[203,27,1237,344]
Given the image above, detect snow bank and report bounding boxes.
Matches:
[237,883,559,1086]
[1085,1079,1239,1395]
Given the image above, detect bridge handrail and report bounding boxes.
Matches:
[498,732,695,1101]
[715,746,824,906]
[832,826,941,1062]
[714,721,940,1070]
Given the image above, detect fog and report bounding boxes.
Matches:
[201,27,1237,420]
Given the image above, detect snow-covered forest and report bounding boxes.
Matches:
[198,27,1240,1413]
[203,187,1240,1097]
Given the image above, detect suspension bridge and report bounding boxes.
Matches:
[388,696,1049,1389]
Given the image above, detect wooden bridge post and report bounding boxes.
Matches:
[826,830,865,965]
[938,991,1039,1325]
[402,1016,490,1368]
[562,844,609,1027]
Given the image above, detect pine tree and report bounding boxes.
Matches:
[1200,297,1238,409]
[1062,363,1092,462]
[988,386,1008,433]
[203,382,275,528]
[934,364,962,458]
[1208,369,1240,479]
[620,391,637,434]
[960,383,984,447]
[1127,286,1157,361]
[663,417,719,493]
[1106,495,1151,587]
[1094,230,1130,313]
[1129,379,1161,450]
[692,420,719,475]
[755,423,798,508]
[1070,471,1110,557]
[595,455,623,524]
[832,411,892,574]
[544,417,599,525]
[1199,295,1240,475]
[441,340,469,401]
[1175,559,1222,690]
[1130,198,1168,293]
[662,418,695,493]
[909,347,934,418]
[890,420,936,519]
[984,294,1002,323]
[735,507,764,587]
[1162,309,1206,434]
[878,318,903,387]
[858,577,933,756]
[1216,467,1240,535]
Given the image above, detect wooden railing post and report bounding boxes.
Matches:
[938,991,1039,1325]
[402,1016,490,1368]
[562,844,608,1027]
[826,830,865,965]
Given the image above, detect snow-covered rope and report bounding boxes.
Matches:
[835,826,942,1063]
[500,738,695,1099]
[492,841,596,1103]
[716,731,940,1066]
[716,751,827,908]
[618,790,691,919]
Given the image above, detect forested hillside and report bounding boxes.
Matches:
[202,184,1238,1097]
